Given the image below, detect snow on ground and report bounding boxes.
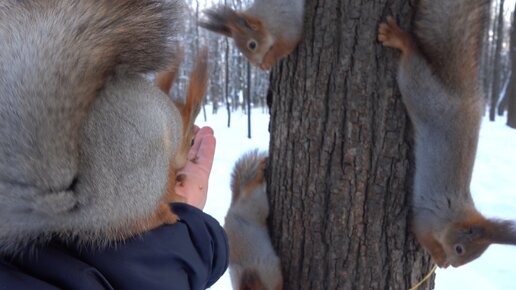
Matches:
[199,107,516,290]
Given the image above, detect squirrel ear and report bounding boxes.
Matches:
[240,14,262,31]
[225,13,254,34]
[465,225,485,240]
[202,23,232,37]
[199,7,237,37]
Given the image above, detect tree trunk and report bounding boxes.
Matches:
[482,1,496,105]
[509,88,516,128]
[498,92,508,116]
[225,37,231,127]
[247,61,252,138]
[267,1,434,289]
[490,0,506,121]
[508,6,516,129]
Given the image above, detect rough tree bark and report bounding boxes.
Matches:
[267,0,434,289]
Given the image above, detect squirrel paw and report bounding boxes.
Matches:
[259,62,273,71]
[430,249,449,268]
[259,53,275,70]
[378,16,414,54]
[416,231,450,268]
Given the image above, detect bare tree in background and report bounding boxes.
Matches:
[490,0,506,121]
[267,0,434,289]
[170,0,270,126]
[508,5,516,128]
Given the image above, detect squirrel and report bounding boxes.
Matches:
[378,0,516,268]
[224,150,283,290]
[0,0,207,254]
[198,0,305,70]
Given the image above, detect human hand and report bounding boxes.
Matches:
[175,126,216,210]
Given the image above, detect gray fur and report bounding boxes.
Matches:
[246,0,305,43]
[414,0,490,96]
[398,0,490,229]
[225,150,283,290]
[0,0,184,253]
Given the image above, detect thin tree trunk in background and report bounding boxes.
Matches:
[482,1,496,105]
[508,6,516,128]
[490,0,505,121]
[247,61,252,139]
[209,36,222,114]
[507,94,516,128]
[195,0,208,122]
[267,0,433,289]
[498,87,508,116]
[224,0,231,127]
[509,88,516,128]
[224,37,230,125]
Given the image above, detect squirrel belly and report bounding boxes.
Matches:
[225,150,283,290]
[379,0,516,268]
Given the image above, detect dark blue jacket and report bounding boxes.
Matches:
[0,203,228,290]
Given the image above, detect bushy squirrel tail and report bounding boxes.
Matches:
[0,0,184,195]
[173,48,210,168]
[230,150,267,206]
[414,0,490,95]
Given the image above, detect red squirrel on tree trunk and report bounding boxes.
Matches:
[379,0,516,268]
[199,0,304,70]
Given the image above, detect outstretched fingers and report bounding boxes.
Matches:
[175,126,216,210]
[188,126,214,162]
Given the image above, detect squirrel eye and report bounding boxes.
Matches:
[455,244,465,256]
[248,40,257,51]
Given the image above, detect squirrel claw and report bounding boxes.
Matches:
[378,16,415,55]
[435,257,450,269]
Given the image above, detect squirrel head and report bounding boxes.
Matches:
[199,6,274,69]
[440,221,490,267]
[440,217,516,267]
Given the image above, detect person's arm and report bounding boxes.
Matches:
[77,203,228,290]
[2,203,227,290]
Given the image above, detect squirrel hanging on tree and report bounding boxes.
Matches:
[379,0,516,268]
[199,0,305,70]
[224,150,283,290]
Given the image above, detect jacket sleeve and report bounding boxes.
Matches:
[0,203,229,290]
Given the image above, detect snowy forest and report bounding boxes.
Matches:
[174,0,270,133]
[484,0,516,127]
[177,0,516,130]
